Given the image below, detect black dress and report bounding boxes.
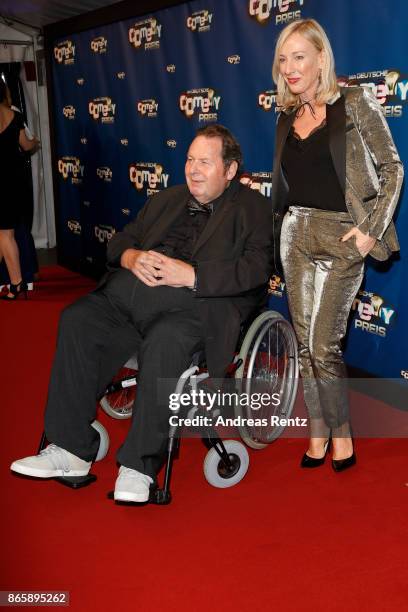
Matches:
[0,112,25,229]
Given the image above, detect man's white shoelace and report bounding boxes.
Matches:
[118,466,152,484]
[40,444,71,472]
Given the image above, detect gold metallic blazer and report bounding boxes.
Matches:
[272,86,404,261]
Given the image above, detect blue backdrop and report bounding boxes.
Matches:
[49,0,407,380]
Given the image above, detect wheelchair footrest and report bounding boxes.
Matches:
[149,488,172,505]
[55,474,97,489]
[106,486,171,505]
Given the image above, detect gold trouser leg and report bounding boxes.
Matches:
[281,206,365,438]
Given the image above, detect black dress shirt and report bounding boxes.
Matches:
[158,183,232,261]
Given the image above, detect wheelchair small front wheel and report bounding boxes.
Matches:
[99,366,137,419]
[203,440,249,488]
[91,420,110,462]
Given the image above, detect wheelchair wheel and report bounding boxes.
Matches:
[235,311,298,449]
[203,440,249,488]
[91,420,110,461]
[99,365,137,419]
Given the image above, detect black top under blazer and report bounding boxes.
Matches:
[272,86,404,262]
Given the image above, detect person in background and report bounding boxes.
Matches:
[0,78,38,300]
[271,19,403,471]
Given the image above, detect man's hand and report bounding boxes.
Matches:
[341,227,376,257]
[152,252,196,288]
[120,248,195,288]
[120,248,164,286]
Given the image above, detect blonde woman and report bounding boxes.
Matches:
[271,19,403,470]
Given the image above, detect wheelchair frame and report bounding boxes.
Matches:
[38,310,299,503]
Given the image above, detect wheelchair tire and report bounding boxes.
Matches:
[203,440,249,488]
[91,420,110,462]
[235,311,298,449]
[99,365,137,419]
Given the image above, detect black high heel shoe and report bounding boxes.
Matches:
[0,280,28,301]
[332,452,356,472]
[300,439,331,468]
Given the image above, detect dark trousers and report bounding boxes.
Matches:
[44,269,205,479]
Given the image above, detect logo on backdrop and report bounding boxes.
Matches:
[137,99,159,117]
[117,71,126,79]
[121,208,131,216]
[129,162,170,196]
[63,105,76,120]
[128,18,162,50]
[96,167,113,182]
[186,10,213,32]
[166,139,177,148]
[338,70,408,118]
[401,370,408,380]
[268,274,286,298]
[351,290,396,337]
[227,55,240,65]
[248,0,304,25]
[240,171,273,198]
[91,36,108,54]
[67,220,81,235]
[166,64,176,73]
[120,138,129,146]
[258,89,278,112]
[77,78,85,86]
[88,97,116,123]
[80,137,87,144]
[58,157,84,184]
[54,40,75,64]
[179,88,221,121]
[95,225,116,243]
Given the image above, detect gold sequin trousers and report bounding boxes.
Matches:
[281,206,365,437]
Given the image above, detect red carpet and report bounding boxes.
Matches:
[1,267,407,611]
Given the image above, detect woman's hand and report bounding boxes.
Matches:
[341,227,377,257]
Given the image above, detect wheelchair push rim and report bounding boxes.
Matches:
[235,310,299,449]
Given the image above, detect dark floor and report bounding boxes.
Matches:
[36,248,57,267]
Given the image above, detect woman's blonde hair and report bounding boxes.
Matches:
[272,19,339,111]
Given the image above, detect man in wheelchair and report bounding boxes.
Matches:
[11,124,274,502]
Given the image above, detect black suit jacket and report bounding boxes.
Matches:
[105,180,273,377]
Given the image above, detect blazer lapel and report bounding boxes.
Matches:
[274,111,296,170]
[142,190,190,249]
[271,110,296,209]
[192,182,239,256]
[327,95,346,194]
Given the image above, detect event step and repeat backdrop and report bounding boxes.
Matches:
[49,0,407,380]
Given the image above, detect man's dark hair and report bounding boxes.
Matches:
[0,79,7,103]
[195,123,242,174]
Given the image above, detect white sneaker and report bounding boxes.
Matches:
[10,444,92,478]
[114,466,153,502]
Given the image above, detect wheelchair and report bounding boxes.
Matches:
[95,309,299,503]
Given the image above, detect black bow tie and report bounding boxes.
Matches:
[187,199,213,216]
